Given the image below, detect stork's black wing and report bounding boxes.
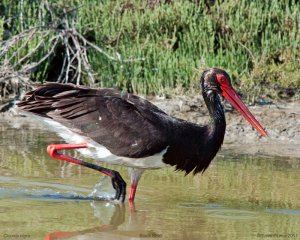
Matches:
[17,83,171,158]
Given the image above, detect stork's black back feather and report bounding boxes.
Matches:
[18,82,225,175]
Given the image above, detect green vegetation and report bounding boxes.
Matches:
[1,0,299,99]
[0,18,3,42]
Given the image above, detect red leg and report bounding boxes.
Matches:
[128,181,138,210]
[129,180,138,202]
[47,143,126,202]
[127,168,144,204]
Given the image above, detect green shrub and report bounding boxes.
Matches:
[0,18,3,42]
[1,0,299,98]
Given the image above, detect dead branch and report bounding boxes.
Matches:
[18,32,50,64]
[0,64,33,111]
[0,2,145,108]
[75,30,145,63]
[0,28,38,59]
[21,35,61,74]
[8,29,37,63]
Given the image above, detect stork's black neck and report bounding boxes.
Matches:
[202,85,226,148]
[162,84,227,175]
[203,91,225,126]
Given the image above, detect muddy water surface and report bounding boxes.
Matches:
[0,116,299,240]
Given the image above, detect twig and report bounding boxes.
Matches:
[0,72,31,83]
[43,0,54,24]
[75,30,145,63]
[76,31,120,61]
[21,35,61,74]
[17,32,50,64]
[63,31,71,83]
[237,42,254,60]
[0,28,38,59]
[77,32,95,85]
[20,0,24,32]
[71,35,82,85]
[81,45,95,85]
[57,51,67,83]
[8,29,37,63]
[67,35,80,85]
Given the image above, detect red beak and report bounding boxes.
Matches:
[221,85,268,137]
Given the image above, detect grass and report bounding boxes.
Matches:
[1,0,299,99]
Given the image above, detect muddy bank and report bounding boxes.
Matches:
[1,95,300,159]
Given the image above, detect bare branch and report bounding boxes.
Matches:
[81,46,95,85]
[0,28,38,59]
[20,0,24,32]
[74,30,145,63]
[63,32,71,83]
[77,34,96,84]
[1,8,143,89]
[21,35,61,74]
[57,51,67,83]
[17,32,50,64]
[72,35,82,85]
[8,29,37,63]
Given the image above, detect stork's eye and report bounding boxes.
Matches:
[216,74,227,85]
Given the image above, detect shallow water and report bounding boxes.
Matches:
[0,116,299,240]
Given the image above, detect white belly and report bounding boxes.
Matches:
[29,114,168,169]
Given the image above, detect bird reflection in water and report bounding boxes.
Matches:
[44,202,158,240]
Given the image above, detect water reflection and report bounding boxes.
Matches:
[45,203,126,240]
[0,115,300,239]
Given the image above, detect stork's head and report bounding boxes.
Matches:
[201,68,268,137]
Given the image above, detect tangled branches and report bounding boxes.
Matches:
[0,63,33,112]
[0,3,144,107]
[0,25,143,86]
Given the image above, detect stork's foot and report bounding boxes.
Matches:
[110,171,127,202]
[47,143,127,202]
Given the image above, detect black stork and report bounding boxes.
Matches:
[17,68,268,203]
